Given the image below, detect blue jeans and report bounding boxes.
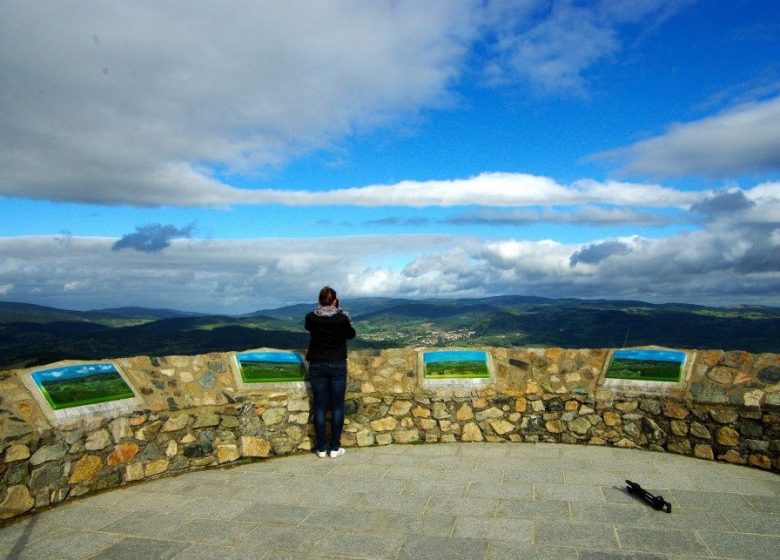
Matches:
[308,360,347,452]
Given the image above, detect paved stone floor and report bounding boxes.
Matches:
[1,443,779,559]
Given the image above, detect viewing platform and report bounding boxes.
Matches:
[2,442,778,559]
[1,345,778,557]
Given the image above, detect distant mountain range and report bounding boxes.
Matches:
[1,296,778,369]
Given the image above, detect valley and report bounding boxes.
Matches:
[1,296,778,369]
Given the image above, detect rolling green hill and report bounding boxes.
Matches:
[0,308,309,369]
[1,296,778,369]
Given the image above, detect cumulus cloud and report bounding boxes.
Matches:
[691,190,755,216]
[0,1,476,206]
[679,183,780,228]
[0,2,699,207]
[2,222,780,312]
[112,223,195,253]
[569,239,635,266]
[481,0,689,94]
[597,96,780,177]
[0,235,461,313]
[745,181,780,201]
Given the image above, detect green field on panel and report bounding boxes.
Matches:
[605,358,683,382]
[38,371,135,410]
[424,360,491,378]
[240,361,306,382]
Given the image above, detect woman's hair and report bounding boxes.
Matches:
[318,286,337,306]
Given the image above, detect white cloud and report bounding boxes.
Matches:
[234,173,700,209]
[0,1,476,206]
[481,0,688,94]
[235,173,692,208]
[0,235,462,313]
[63,281,85,292]
[746,181,780,202]
[0,2,701,208]
[598,96,780,177]
[2,223,780,313]
[481,239,570,273]
[348,268,403,296]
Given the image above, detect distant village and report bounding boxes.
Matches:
[360,327,477,346]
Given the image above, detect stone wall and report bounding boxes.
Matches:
[1,347,779,523]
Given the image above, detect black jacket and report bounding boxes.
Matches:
[304,311,356,362]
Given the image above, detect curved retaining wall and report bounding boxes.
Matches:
[1,347,779,523]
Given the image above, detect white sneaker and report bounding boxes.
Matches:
[329,448,345,459]
[316,450,327,458]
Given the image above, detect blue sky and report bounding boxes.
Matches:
[33,363,118,383]
[612,349,686,363]
[1,1,779,313]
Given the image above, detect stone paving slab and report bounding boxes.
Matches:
[403,479,470,496]
[90,536,190,560]
[497,497,570,520]
[466,481,534,499]
[372,512,456,537]
[98,511,193,539]
[1,442,778,559]
[616,527,711,556]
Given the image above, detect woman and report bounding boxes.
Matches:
[305,286,356,458]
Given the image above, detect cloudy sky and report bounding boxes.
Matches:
[2,0,780,314]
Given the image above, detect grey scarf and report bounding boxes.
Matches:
[314,305,351,320]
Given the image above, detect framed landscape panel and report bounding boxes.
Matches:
[232,349,307,390]
[602,347,692,392]
[23,361,143,425]
[31,363,135,410]
[421,350,492,383]
[606,349,686,382]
